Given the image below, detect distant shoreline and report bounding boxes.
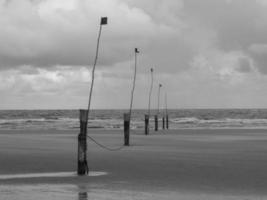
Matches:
[1,127,267,134]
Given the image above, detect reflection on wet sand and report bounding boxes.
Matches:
[77,185,88,200]
[78,191,88,200]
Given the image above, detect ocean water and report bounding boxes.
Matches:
[1,109,267,130]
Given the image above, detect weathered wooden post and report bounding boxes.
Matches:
[155,115,158,131]
[124,113,130,146]
[162,117,165,129]
[166,115,169,129]
[77,109,89,175]
[145,114,149,135]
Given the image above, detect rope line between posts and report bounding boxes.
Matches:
[87,135,125,151]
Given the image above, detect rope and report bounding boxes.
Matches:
[87,135,125,151]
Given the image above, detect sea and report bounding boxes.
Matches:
[1,109,267,130]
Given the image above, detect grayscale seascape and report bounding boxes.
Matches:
[1,0,267,199]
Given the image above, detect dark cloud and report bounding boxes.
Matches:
[3,0,267,109]
[2,0,267,74]
[184,0,261,50]
[250,53,267,74]
[248,44,267,74]
[182,0,267,74]
[237,57,251,73]
[0,0,195,73]
[140,38,195,73]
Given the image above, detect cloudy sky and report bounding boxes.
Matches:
[1,0,267,109]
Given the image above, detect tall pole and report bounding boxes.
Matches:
[165,93,168,116]
[129,48,139,119]
[165,93,169,129]
[78,17,107,175]
[125,48,139,145]
[145,68,154,135]
[157,84,162,115]
[155,83,162,131]
[87,17,108,120]
[148,68,154,117]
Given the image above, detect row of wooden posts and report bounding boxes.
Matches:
[78,109,170,174]
[124,114,169,145]
[77,17,170,175]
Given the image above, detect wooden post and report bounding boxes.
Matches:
[77,109,89,175]
[124,113,130,146]
[145,114,149,135]
[166,115,169,129]
[155,115,158,131]
[162,117,165,130]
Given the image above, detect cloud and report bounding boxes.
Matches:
[181,0,267,75]
[237,57,253,73]
[2,0,267,108]
[248,43,267,74]
[0,0,187,70]
[124,0,184,26]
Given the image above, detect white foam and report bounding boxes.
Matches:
[0,171,107,180]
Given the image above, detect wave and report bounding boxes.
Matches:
[171,117,199,124]
[2,109,267,130]
[170,117,267,128]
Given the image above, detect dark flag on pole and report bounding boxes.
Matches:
[135,48,139,53]
[159,84,162,87]
[101,17,108,25]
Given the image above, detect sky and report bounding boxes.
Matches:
[1,0,267,109]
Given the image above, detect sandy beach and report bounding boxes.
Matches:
[1,128,267,199]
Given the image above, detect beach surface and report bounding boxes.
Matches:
[1,129,267,199]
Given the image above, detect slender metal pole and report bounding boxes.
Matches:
[145,68,154,135]
[87,24,103,120]
[126,49,138,143]
[165,93,169,129]
[157,84,162,115]
[148,68,154,118]
[165,93,168,116]
[129,49,138,120]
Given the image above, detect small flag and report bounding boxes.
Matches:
[159,84,162,87]
[135,48,139,53]
[101,17,108,25]
[150,68,154,72]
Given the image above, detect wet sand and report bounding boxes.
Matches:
[1,129,267,199]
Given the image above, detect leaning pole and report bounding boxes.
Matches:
[145,68,154,135]
[78,17,108,175]
[124,48,139,146]
[155,83,162,131]
[165,93,169,129]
